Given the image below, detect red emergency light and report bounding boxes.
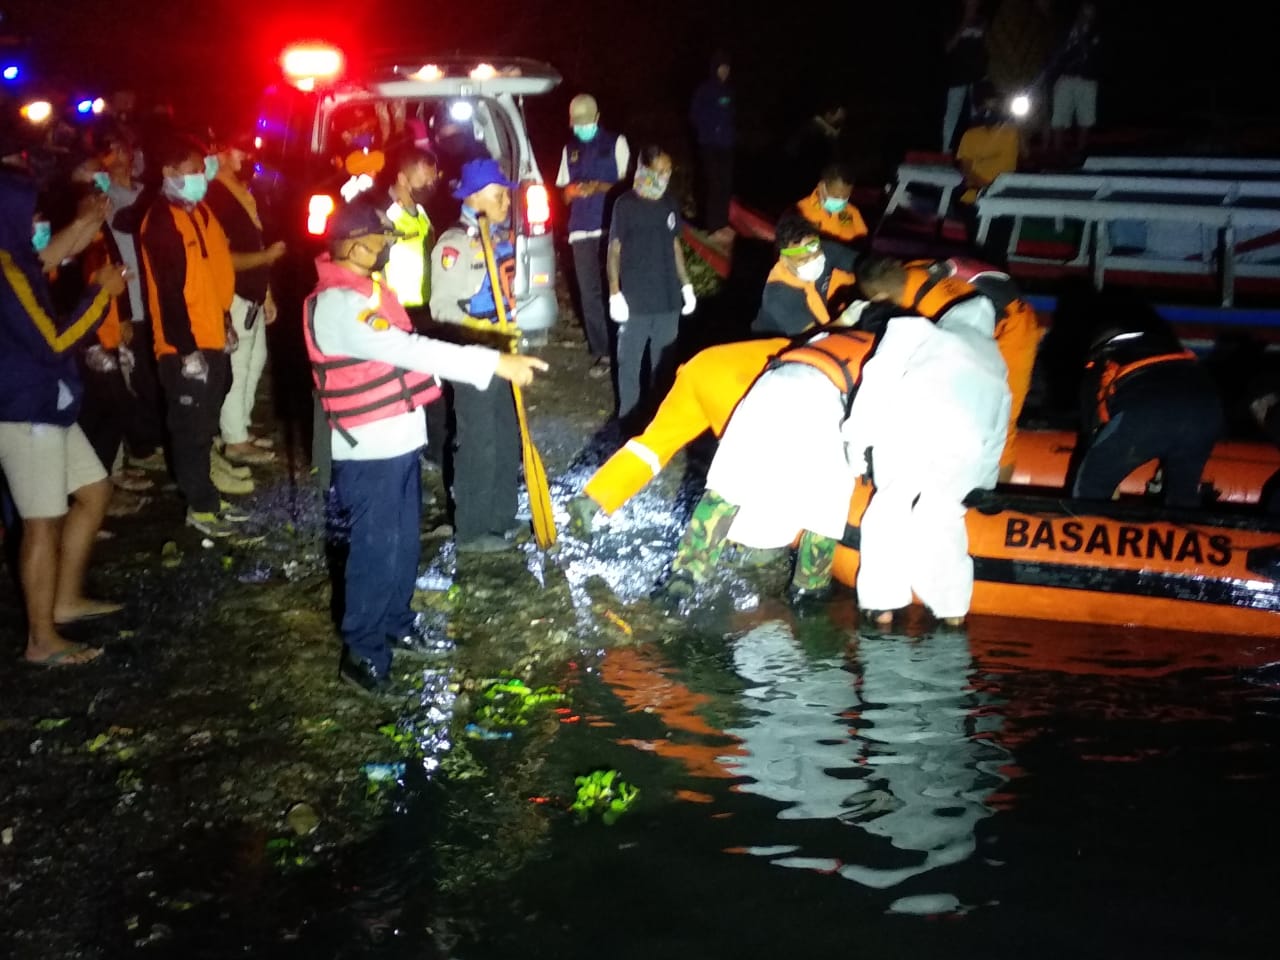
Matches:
[524,183,551,237]
[281,44,343,90]
[307,194,336,236]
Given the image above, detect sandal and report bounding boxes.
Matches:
[859,608,897,627]
[25,644,104,668]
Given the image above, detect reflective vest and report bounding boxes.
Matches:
[385,200,432,309]
[303,262,441,446]
[1090,342,1197,426]
[142,201,235,356]
[565,128,622,236]
[771,328,878,416]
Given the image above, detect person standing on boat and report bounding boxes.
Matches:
[1073,319,1222,509]
[794,162,868,250]
[1048,1,1101,156]
[843,289,1010,628]
[941,0,990,153]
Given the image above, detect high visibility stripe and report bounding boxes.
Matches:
[0,250,110,353]
[624,439,663,477]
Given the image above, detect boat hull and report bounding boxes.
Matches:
[832,484,1280,637]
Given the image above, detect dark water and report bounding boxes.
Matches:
[431,608,1280,960]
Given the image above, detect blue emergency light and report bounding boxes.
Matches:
[76,98,93,115]
[2,65,18,81]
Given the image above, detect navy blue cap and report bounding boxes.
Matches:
[452,157,516,200]
[328,200,403,241]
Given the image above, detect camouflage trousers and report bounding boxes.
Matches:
[671,490,836,592]
[670,490,739,584]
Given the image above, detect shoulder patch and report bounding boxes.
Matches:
[441,246,460,270]
[357,309,391,331]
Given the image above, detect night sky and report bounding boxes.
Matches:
[3,0,1275,178]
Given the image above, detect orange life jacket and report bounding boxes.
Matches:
[1092,349,1197,425]
[771,328,878,415]
[900,260,988,319]
[303,257,442,447]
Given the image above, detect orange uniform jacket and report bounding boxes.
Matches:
[141,200,234,357]
[754,260,858,336]
[584,338,789,514]
[796,189,868,244]
[900,262,1040,470]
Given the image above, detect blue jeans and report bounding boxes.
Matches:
[330,449,421,672]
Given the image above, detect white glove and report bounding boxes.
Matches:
[836,299,872,327]
[117,345,136,377]
[84,344,118,373]
[680,283,697,316]
[181,351,210,383]
[609,292,629,324]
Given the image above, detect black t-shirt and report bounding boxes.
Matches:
[610,191,681,315]
[205,179,269,302]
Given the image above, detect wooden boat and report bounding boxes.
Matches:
[831,481,1280,637]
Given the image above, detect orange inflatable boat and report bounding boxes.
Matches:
[832,481,1280,637]
[1011,430,1280,506]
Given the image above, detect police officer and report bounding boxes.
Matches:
[306,201,546,693]
[430,158,533,553]
[555,94,630,378]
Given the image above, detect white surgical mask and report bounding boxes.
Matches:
[796,255,826,283]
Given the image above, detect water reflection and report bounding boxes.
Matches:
[714,619,1010,890]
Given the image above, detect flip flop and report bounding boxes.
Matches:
[25,644,103,668]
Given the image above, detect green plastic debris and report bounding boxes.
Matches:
[84,733,112,753]
[473,678,568,732]
[35,717,70,732]
[572,769,639,825]
[160,541,182,568]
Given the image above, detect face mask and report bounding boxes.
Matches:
[796,255,826,283]
[357,241,391,274]
[410,180,436,205]
[92,171,112,194]
[573,123,598,143]
[204,155,219,180]
[821,196,848,214]
[31,221,52,253]
[634,165,671,200]
[164,173,209,205]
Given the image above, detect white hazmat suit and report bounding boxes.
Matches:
[844,299,1011,619]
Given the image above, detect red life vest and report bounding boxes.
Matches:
[303,256,441,446]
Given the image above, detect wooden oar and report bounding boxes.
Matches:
[477,216,557,550]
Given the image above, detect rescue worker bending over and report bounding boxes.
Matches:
[429,159,531,553]
[752,214,858,337]
[857,254,1039,482]
[306,201,545,694]
[566,337,788,540]
[795,162,868,249]
[1073,316,1222,509]
[666,326,881,600]
[843,298,1010,628]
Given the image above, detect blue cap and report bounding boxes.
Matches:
[452,158,516,200]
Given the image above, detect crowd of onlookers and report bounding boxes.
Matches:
[1,96,281,667]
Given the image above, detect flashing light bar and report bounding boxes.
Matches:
[282,44,343,89]
[469,63,497,81]
[20,100,53,124]
[76,99,93,115]
[449,100,474,123]
[411,64,443,82]
[2,65,18,81]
